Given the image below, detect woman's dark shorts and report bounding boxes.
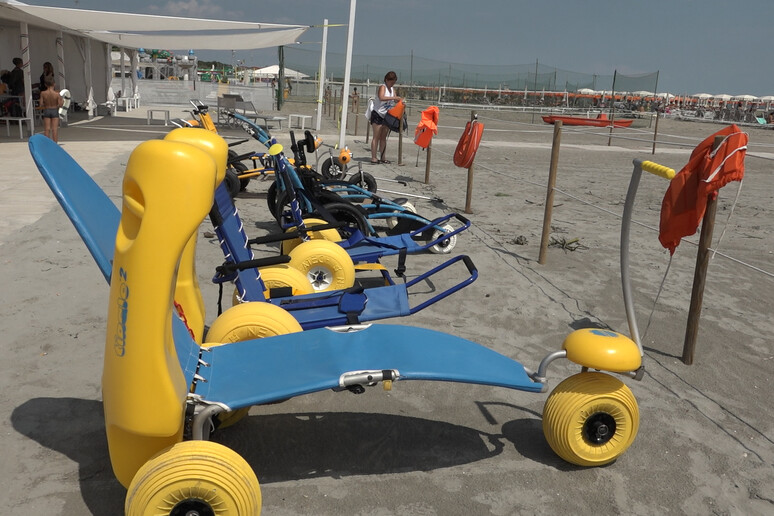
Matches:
[370,111,385,125]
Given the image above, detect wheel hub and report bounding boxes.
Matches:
[308,267,332,289]
[170,499,215,516]
[584,412,616,445]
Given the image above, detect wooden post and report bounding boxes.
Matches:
[651,111,660,155]
[682,135,724,365]
[538,120,562,264]
[353,96,359,136]
[424,141,432,184]
[397,112,404,166]
[464,110,477,214]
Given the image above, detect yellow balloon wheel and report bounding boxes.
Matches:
[542,372,639,467]
[231,265,315,304]
[288,239,355,292]
[215,407,251,430]
[280,218,343,255]
[125,440,261,516]
[206,302,302,344]
[205,303,302,428]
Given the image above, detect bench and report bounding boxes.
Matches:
[289,114,313,130]
[146,109,170,126]
[0,116,32,139]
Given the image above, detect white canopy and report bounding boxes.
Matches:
[250,65,307,79]
[1,0,309,50]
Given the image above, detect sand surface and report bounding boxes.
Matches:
[1,103,773,515]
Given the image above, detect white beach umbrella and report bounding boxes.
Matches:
[732,94,758,102]
[692,93,712,99]
[714,94,732,101]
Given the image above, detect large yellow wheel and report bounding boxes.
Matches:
[542,372,639,467]
[288,239,355,292]
[205,303,302,428]
[125,440,261,515]
[207,302,302,344]
[232,265,315,305]
[280,217,343,255]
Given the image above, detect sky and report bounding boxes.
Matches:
[22,0,774,96]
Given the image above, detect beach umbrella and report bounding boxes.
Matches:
[732,94,758,101]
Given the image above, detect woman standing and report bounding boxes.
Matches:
[39,61,54,91]
[370,71,401,164]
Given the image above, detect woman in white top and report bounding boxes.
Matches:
[370,71,401,163]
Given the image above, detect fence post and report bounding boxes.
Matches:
[424,141,432,184]
[651,111,660,155]
[538,120,562,264]
[398,113,404,166]
[682,135,724,365]
[464,110,477,214]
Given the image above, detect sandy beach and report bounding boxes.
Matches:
[1,101,773,515]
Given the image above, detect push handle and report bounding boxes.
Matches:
[639,160,675,180]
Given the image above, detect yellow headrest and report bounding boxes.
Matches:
[164,127,229,187]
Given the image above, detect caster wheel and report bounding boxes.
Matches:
[429,224,457,254]
[543,372,639,467]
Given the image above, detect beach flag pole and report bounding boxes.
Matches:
[682,135,723,364]
[538,120,562,264]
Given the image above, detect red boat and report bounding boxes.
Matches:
[541,113,634,128]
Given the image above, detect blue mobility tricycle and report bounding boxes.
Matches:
[29,129,645,515]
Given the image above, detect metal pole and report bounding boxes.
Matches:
[682,136,723,365]
[315,18,328,132]
[338,0,356,149]
[538,120,562,264]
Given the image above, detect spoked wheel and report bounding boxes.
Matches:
[346,171,377,193]
[205,303,303,428]
[429,223,457,254]
[288,239,355,292]
[319,202,371,237]
[280,217,343,255]
[321,157,347,180]
[542,372,639,467]
[125,440,261,516]
[223,168,241,199]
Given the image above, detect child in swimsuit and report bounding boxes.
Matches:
[40,76,63,143]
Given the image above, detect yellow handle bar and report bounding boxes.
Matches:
[640,160,675,180]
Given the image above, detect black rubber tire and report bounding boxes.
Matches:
[347,171,378,193]
[266,181,278,215]
[224,168,241,199]
[321,157,347,180]
[320,202,370,236]
[230,161,250,191]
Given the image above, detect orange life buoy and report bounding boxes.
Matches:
[453,120,484,168]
